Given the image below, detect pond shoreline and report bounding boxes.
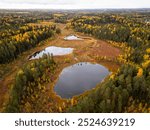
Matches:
[54,62,110,99]
[28,46,74,60]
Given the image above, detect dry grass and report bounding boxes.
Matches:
[0,23,122,111]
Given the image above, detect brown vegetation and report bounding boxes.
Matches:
[0,23,122,112]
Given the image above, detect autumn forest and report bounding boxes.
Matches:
[0,9,150,112]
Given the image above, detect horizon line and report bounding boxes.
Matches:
[0,7,150,10]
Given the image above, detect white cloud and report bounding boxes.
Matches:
[0,0,149,9]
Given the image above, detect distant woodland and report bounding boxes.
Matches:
[0,10,149,112]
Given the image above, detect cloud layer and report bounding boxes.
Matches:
[0,0,149,9]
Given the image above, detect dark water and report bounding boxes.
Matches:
[54,62,110,99]
[29,46,73,60]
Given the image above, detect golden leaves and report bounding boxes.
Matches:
[137,68,143,77]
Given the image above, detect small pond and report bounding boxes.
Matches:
[64,35,83,40]
[54,62,110,99]
[29,46,73,60]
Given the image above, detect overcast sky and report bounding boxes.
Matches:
[0,0,149,9]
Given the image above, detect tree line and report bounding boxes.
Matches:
[71,14,150,63]
[68,13,150,112]
[0,24,59,64]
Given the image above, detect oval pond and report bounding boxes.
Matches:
[54,62,110,99]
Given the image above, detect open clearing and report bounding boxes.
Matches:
[0,23,122,111]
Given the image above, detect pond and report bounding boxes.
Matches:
[54,62,110,99]
[29,46,73,60]
[64,35,83,40]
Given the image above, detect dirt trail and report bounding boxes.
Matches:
[0,23,122,111]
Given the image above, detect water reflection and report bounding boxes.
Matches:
[54,62,110,99]
[29,46,73,60]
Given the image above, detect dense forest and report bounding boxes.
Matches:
[71,13,150,63]
[68,12,150,112]
[0,10,150,113]
[6,54,58,112]
[0,11,60,63]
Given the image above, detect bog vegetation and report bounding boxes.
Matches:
[0,10,150,112]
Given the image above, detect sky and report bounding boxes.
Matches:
[0,0,150,9]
